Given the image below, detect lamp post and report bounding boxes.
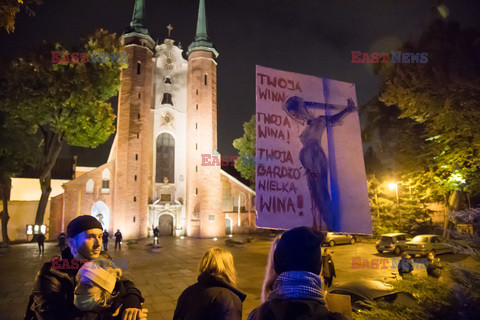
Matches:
[388,182,400,229]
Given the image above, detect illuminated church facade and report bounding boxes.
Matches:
[49,0,255,239]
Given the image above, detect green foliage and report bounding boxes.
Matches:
[354,264,480,320]
[0,0,42,34]
[233,115,256,187]
[368,174,435,236]
[2,29,125,149]
[379,20,480,197]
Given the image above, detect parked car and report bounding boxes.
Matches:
[405,234,454,256]
[324,232,356,247]
[328,280,417,313]
[376,233,410,255]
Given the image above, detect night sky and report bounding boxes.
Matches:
[1,0,479,167]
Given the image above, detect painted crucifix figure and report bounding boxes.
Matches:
[283,96,356,231]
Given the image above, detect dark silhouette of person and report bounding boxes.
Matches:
[37,232,46,255]
[57,232,66,252]
[153,227,160,244]
[114,229,122,251]
[283,96,356,231]
[102,230,109,251]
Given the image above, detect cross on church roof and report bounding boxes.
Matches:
[167,24,174,38]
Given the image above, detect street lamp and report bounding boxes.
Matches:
[388,182,401,229]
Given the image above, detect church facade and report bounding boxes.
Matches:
[49,0,255,239]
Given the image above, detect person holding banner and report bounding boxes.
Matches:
[248,227,346,320]
[283,96,356,231]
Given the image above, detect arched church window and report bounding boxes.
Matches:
[164,77,172,84]
[137,61,141,75]
[162,93,173,105]
[102,169,110,194]
[156,133,175,183]
[204,74,207,85]
[86,179,94,194]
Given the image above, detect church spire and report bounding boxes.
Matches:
[195,0,208,42]
[125,0,150,37]
[124,0,154,48]
[187,0,218,57]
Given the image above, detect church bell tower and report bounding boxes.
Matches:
[112,0,154,239]
[185,0,224,237]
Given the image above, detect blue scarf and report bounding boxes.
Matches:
[268,271,326,304]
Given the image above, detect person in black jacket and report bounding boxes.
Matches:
[26,215,147,320]
[426,252,442,278]
[173,247,246,320]
[37,232,46,255]
[398,252,414,278]
[248,227,347,320]
[114,230,122,251]
[321,248,336,288]
[102,231,109,252]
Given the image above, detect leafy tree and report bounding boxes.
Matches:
[0,111,37,246]
[0,0,42,34]
[233,115,256,187]
[0,29,126,226]
[371,19,480,236]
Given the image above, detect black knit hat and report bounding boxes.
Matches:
[274,226,325,275]
[66,215,103,238]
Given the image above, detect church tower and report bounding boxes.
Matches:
[113,0,154,239]
[186,0,224,237]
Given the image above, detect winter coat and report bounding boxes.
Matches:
[173,273,246,320]
[102,232,109,243]
[426,259,442,278]
[153,228,160,237]
[37,234,46,244]
[321,254,336,278]
[114,232,122,241]
[398,258,414,276]
[248,299,347,320]
[25,247,143,320]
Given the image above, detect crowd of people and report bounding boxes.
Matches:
[26,215,442,320]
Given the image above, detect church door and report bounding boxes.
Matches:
[158,214,173,236]
[225,218,232,235]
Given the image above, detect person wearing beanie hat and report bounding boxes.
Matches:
[248,227,347,320]
[27,215,148,320]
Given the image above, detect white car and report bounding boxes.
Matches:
[405,234,454,256]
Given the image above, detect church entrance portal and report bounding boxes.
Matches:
[91,201,109,231]
[158,214,173,236]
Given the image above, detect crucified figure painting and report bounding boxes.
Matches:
[283,96,356,231]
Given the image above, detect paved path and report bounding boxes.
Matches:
[0,236,477,320]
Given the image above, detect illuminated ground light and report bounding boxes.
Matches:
[180,236,184,239]
[213,237,218,241]
[228,234,232,238]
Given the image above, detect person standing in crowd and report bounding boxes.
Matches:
[398,252,414,278]
[58,232,67,252]
[114,229,122,251]
[173,247,246,320]
[25,215,147,320]
[321,248,336,288]
[153,227,160,245]
[248,226,347,320]
[261,236,281,303]
[426,252,442,278]
[37,232,46,255]
[102,230,109,251]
